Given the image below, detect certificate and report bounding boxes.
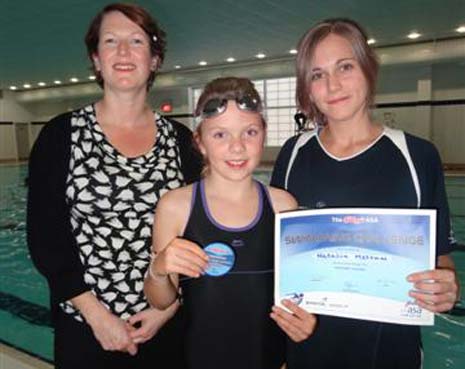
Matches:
[275,208,436,325]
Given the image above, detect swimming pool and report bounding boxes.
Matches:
[1,164,464,366]
[0,164,52,362]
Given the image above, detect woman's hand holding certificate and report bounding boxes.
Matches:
[407,255,459,313]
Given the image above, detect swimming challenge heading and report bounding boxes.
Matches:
[284,232,424,246]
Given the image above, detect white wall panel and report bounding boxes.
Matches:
[0,91,34,122]
[0,125,17,160]
[432,106,465,163]
[372,107,428,138]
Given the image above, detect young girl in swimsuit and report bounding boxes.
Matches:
[144,77,316,369]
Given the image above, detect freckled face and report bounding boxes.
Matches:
[197,101,265,182]
[93,11,157,92]
[308,34,369,125]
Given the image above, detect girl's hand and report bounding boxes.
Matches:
[152,238,208,278]
[270,299,317,342]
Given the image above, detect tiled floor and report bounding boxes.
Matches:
[0,343,52,369]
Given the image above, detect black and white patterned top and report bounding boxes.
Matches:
[60,104,184,321]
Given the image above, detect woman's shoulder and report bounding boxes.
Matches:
[281,130,318,152]
[266,185,298,213]
[382,127,443,176]
[403,131,440,157]
[38,105,92,139]
[383,126,439,157]
[160,116,192,137]
[30,111,75,159]
[274,130,319,167]
[161,117,203,183]
[39,111,73,136]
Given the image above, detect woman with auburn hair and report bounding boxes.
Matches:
[271,18,458,369]
[27,3,201,368]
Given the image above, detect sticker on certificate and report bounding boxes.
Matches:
[275,208,436,325]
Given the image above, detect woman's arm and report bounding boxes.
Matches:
[72,291,138,355]
[438,254,460,301]
[27,115,89,307]
[406,137,459,312]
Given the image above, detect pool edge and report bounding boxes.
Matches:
[0,340,53,369]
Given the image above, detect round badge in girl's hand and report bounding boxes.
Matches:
[203,242,235,277]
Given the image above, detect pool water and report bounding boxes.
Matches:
[0,165,53,360]
[0,164,464,366]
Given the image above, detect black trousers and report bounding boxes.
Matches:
[54,308,186,369]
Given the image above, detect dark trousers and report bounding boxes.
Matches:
[54,308,186,369]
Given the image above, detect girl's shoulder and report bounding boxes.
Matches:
[157,184,195,222]
[265,185,298,213]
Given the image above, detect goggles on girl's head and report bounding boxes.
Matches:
[199,95,262,120]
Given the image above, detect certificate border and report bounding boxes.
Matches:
[275,207,437,325]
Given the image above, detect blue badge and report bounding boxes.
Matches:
[204,242,235,277]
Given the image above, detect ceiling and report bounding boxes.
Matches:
[1,0,464,90]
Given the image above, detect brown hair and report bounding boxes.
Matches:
[194,77,266,176]
[194,77,264,120]
[296,18,379,124]
[85,3,166,89]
